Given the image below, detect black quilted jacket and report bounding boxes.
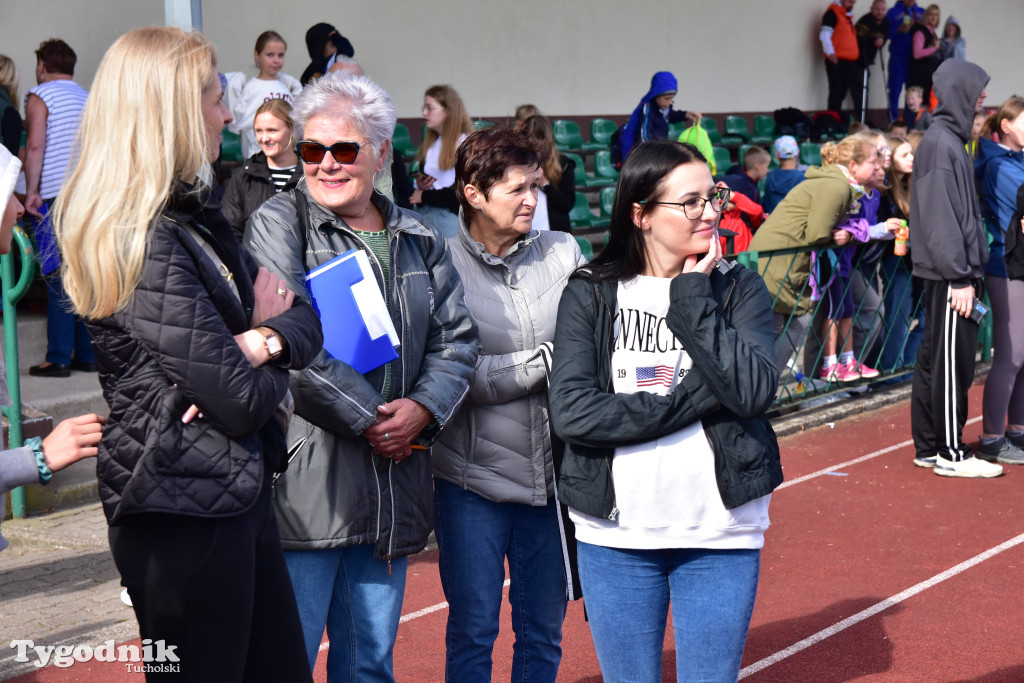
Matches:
[88,189,323,523]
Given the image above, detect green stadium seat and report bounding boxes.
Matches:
[473,119,495,130]
[569,191,595,229]
[591,185,615,229]
[592,150,619,184]
[589,118,617,149]
[700,117,722,144]
[720,115,751,146]
[553,119,586,151]
[668,120,688,141]
[751,115,775,145]
[575,236,594,260]
[712,146,732,175]
[392,122,418,158]
[800,142,823,167]
[220,128,243,163]
[565,152,606,188]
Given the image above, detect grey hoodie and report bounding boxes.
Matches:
[939,16,966,61]
[909,60,989,285]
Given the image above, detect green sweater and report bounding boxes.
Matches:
[747,164,853,315]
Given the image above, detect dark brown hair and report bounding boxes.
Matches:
[35,39,76,77]
[455,125,543,222]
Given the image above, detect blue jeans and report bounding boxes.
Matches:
[879,253,923,372]
[43,271,95,366]
[888,48,910,121]
[577,542,760,683]
[434,479,567,683]
[283,545,407,683]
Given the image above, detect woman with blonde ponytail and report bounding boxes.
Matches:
[749,134,881,376]
[54,27,321,680]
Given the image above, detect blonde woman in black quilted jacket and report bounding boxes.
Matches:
[53,28,322,681]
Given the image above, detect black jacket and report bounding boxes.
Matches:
[222,152,302,241]
[300,23,355,85]
[548,261,782,520]
[1005,183,1024,280]
[89,189,322,523]
[909,60,990,286]
[544,154,576,232]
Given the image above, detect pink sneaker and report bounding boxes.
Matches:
[848,360,879,379]
[820,364,841,383]
[833,362,861,383]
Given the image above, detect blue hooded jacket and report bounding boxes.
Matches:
[975,136,1024,278]
[621,72,690,159]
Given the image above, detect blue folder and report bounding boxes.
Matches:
[305,249,399,374]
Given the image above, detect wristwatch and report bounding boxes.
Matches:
[255,326,284,360]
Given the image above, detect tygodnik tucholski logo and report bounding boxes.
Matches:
[10,638,180,672]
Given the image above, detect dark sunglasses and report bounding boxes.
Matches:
[295,140,362,165]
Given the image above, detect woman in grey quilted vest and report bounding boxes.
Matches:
[431,125,585,682]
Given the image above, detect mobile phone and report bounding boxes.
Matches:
[969,297,989,323]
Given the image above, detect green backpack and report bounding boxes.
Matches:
[677,125,717,175]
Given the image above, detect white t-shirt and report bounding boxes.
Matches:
[225,73,302,158]
[422,134,467,190]
[532,189,550,231]
[569,275,771,550]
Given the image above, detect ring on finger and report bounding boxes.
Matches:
[385,433,390,442]
[276,287,288,297]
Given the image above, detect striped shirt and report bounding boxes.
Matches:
[267,165,296,193]
[27,79,88,200]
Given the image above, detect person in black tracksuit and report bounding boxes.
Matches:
[908,59,997,477]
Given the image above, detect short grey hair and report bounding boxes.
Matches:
[292,73,396,157]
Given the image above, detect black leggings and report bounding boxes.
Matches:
[108,481,311,682]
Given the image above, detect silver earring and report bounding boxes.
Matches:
[373,168,393,196]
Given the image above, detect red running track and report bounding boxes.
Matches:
[12,379,1024,681]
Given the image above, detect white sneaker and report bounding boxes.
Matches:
[933,456,1004,478]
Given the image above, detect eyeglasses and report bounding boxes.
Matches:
[295,140,361,165]
[639,187,732,220]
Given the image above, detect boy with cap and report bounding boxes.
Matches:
[762,136,807,213]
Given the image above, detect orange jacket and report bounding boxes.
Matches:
[826,4,860,62]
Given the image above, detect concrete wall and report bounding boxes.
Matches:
[1,1,1022,120]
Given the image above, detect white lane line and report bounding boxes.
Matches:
[777,415,981,490]
[739,532,1024,678]
[319,578,512,651]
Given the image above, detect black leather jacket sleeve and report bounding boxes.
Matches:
[666,268,780,420]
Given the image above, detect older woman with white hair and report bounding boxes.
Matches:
[244,73,480,682]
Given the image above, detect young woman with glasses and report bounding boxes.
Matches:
[547,140,782,682]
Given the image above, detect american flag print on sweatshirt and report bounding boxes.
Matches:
[636,365,675,387]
